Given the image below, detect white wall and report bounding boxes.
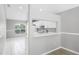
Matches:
[59,7,79,33]
[6,20,27,38]
[59,6,79,53]
[61,34,79,53]
[29,4,61,55]
[30,5,61,37]
[29,34,61,55]
[0,5,6,54]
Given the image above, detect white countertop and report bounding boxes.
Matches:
[32,32,61,37]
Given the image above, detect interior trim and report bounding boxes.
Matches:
[61,32,79,35]
[42,46,79,55]
[61,47,79,55]
[42,47,62,55]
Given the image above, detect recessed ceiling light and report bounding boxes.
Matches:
[19,6,23,10]
[40,8,43,12]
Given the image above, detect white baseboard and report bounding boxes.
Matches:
[61,47,79,55]
[42,32,79,55]
[61,32,79,36]
[42,47,62,55]
[42,46,79,55]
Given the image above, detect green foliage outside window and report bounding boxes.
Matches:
[15,24,25,34]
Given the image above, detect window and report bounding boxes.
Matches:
[15,24,25,34]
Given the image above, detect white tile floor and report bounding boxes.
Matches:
[3,37,28,55]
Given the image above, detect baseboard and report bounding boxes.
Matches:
[42,32,79,55]
[42,47,62,55]
[61,47,79,55]
[42,46,79,55]
[61,32,79,36]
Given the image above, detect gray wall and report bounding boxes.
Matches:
[29,34,61,55]
[6,20,27,38]
[59,6,79,33]
[61,34,79,53]
[59,6,79,52]
[0,5,6,54]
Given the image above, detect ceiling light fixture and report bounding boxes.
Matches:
[19,6,23,10]
[40,8,43,12]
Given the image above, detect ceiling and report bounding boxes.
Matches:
[6,4,28,21]
[6,4,79,20]
[31,4,79,14]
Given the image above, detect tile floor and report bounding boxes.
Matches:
[3,37,28,55]
[3,37,77,55]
